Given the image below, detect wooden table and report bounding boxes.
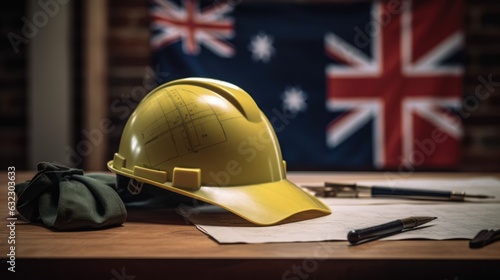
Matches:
[1,171,499,279]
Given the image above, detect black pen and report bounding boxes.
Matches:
[347,216,437,244]
[303,182,494,201]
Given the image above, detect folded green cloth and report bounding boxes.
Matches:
[15,162,127,231]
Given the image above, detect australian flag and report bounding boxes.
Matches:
[150,0,464,171]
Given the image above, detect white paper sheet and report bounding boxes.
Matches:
[187,177,500,244]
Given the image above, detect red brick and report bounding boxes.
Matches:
[466,33,500,46]
[460,158,500,172]
[108,0,148,8]
[108,34,150,49]
[463,72,500,87]
[109,54,151,67]
[478,53,500,67]
[108,14,131,27]
[481,10,500,28]
[108,75,149,88]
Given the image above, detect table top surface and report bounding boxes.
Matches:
[1,171,500,260]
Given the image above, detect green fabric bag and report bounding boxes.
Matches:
[15,162,127,230]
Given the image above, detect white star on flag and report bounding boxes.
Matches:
[248,32,275,63]
[282,87,308,114]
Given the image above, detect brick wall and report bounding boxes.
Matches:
[107,0,152,164]
[462,0,500,171]
[1,0,499,171]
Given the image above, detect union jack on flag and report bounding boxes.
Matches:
[151,0,235,57]
[151,0,464,170]
[325,0,463,168]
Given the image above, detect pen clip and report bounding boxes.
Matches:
[302,182,359,198]
[469,229,500,249]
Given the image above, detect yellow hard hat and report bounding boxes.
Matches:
[107,77,330,225]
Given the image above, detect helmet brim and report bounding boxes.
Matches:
[108,161,331,226]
